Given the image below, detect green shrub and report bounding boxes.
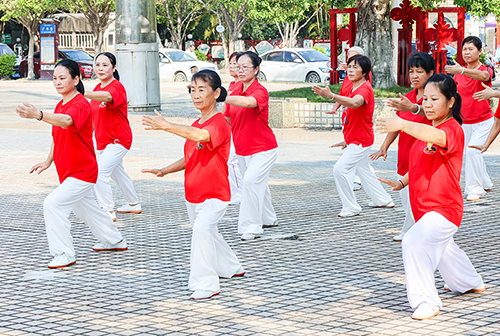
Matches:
[194,49,207,61]
[312,46,326,55]
[0,54,16,78]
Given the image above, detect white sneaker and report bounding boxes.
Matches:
[393,234,404,242]
[93,239,128,251]
[116,203,142,214]
[412,302,440,320]
[241,233,258,240]
[444,281,485,293]
[338,210,360,218]
[108,211,116,222]
[190,290,219,300]
[353,182,362,191]
[466,193,480,201]
[263,220,278,228]
[368,201,395,208]
[48,253,76,269]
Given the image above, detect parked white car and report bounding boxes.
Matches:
[258,48,331,83]
[158,48,218,82]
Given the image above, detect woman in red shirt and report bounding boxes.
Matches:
[377,74,484,320]
[225,51,243,204]
[370,52,435,241]
[445,36,494,201]
[224,51,279,240]
[85,52,141,222]
[15,59,127,269]
[312,55,393,217]
[142,70,244,300]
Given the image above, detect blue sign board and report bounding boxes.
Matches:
[40,24,55,35]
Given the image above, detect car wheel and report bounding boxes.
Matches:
[174,72,187,82]
[306,72,321,83]
[257,72,266,82]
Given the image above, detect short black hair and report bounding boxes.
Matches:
[407,52,435,74]
[347,54,371,79]
[229,51,242,62]
[236,51,262,68]
[191,69,227,102]
[462,36,482,51]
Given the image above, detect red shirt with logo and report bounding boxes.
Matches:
[409,118,464,227]
[342,81,375,147]
[90,80,133,150]
[52,94,98,184]
[224,80,278,156]
[184,113,231,203]
[454,63,493,124]
[396,89,432,176]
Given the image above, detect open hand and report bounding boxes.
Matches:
[312,81,334,99]
[473,83,496,101]
[330,141,347,150]
[30,161,51,174]
[143,110,170,131]
[378,178,404,191]
[369,148,388,161]
[445,59,463,75]
[16,103,40,120]
[375,113,403,134]
[141,168,167,177]
[386,93,414,112]
[468,144,488,153]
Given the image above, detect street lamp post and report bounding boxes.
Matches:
[115,0,160,112]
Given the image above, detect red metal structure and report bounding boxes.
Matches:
[329,8,357,84]
[329,4,465,86]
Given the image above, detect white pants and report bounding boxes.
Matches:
[402,211,482,309]
[44,177,124,258]
[463,118,494,195]
[333,144,392,213]
[186,199,242,292]
[95,143,139,211]
[228,141,242,203]
[237,148,278,235]
[399,175,415,235]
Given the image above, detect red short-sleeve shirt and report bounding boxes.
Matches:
[409,118,464,227]
[52,94,98,184]
[396,89,432,176]
[90,80,133,150]
[224,80,278,156]
[342,81,375,147]
[454,64,493,124]
[184,113,231,203]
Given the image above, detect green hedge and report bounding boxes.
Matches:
[0,54,16,78]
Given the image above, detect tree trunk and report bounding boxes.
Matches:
[27,29,35,79]
[356,0,395,88]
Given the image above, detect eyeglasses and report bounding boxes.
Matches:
[235,66,254,72]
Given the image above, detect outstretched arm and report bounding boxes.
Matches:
[142,157,186,177]
[312,81,365,109]
[16,103,73,128]
[142,110,210,143]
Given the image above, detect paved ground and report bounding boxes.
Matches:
[1,79,500,335]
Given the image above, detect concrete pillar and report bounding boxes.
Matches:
[115,0,160,112]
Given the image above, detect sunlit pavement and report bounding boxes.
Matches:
[1,79,500,335]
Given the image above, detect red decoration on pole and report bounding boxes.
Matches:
[329,8,357,84]
[391,0,422,87]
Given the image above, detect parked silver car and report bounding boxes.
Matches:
[158,48,218,82]
[258,48,331,83]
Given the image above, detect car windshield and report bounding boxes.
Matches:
[164,51,196,62]
[62,50,93,61]
[0,44,14,56]
[296,50,329,62]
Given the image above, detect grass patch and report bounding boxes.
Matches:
[269,84,412,102]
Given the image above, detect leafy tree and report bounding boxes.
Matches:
[62,0,115,56]
[156,0,205,49]
[0,0,61,79]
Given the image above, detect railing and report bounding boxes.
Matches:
[59,33,94,50]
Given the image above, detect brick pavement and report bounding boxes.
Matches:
[1,80,500,335]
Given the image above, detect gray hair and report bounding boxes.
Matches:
[348,46,364,56]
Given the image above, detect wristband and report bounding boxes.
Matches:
[411,104,420,115]
[331,92,336,101]
[399,180,405,188]
[37,110,43,121]
[461,67,465,75]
